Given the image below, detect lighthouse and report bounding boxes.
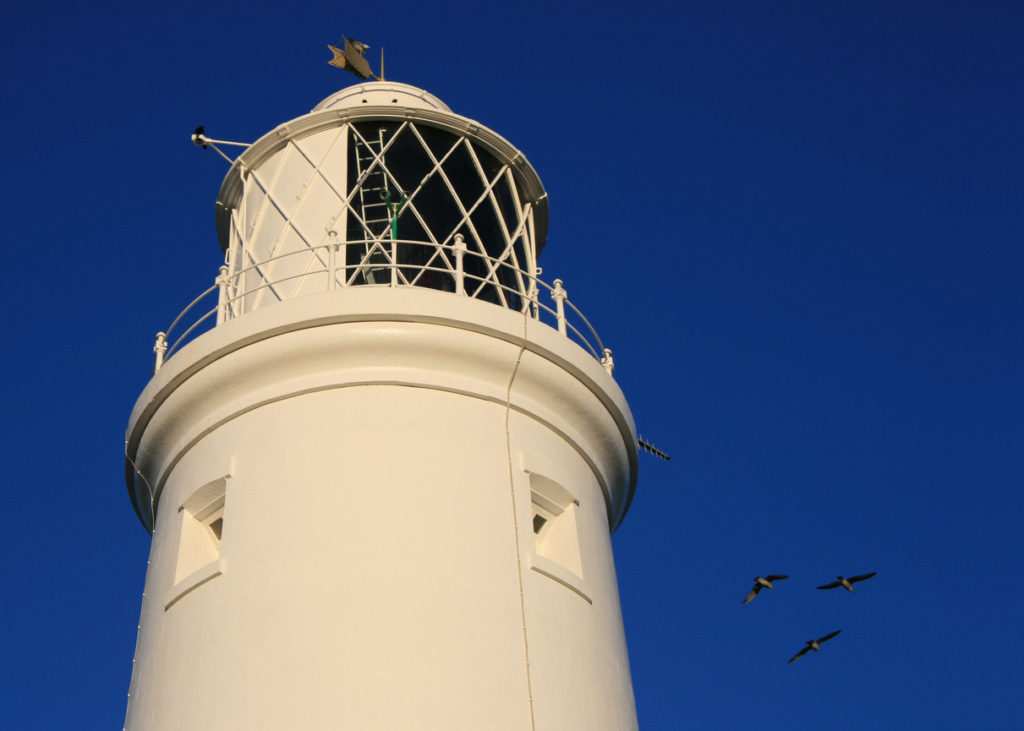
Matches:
[123,78,639,730]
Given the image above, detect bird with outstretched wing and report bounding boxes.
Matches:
[742,575,789,604]
[816,572,877,592]
[788,630,841,663]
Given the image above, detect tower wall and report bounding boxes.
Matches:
[124,288,638,730]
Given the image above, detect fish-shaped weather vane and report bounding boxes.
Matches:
[327,36,381,80]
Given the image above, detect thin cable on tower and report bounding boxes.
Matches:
[502,276,538,731]
[124,440,158,530]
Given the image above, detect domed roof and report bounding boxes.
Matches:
[313,81,452,113]
[217,80,548,255]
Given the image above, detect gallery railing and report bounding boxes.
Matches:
[151,237,614,376]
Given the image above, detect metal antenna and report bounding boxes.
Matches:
[380,47,385,81]
[638,436,671,461]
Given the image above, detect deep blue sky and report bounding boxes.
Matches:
[2,1,1021,728]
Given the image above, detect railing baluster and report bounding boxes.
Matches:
[525,283,538,316]
[153,332,167,374]
[215,265,230,325]
[327,231,337,291]
[601,348,614,375]
[551,278,567,336]
[453,234,466,295]
[153,239,614,375]
[390,238,397,287]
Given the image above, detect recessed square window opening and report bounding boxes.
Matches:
[529,474,583,579]
[173,477,228,589]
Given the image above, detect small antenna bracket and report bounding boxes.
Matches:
[192,126,251,165]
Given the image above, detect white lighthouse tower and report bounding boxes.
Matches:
[123,78,639,730]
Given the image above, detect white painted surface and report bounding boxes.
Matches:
[125,84,638,731]
[313,80,452,113]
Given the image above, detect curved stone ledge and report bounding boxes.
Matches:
[126,287,637,533]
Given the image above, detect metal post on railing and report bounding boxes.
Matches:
[525,283,538,316]
[327,231,337,291]
[601,348,615,375]
[215,265,230,325]
[552,278,567,335]
[528,267,542,318]
[389,238,397,287]
[340,239,348,287]
[153,332,167,374]
[453,233,467,295]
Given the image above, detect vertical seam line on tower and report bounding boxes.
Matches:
[504,299,537,731]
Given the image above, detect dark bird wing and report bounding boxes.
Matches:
[788,646,812,663]
[765,574,788,582]
[848,572,877,584]
[816,630,841,644]
[817,581,842,590]
[742,585,762,604]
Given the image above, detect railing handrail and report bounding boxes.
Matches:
[153,239,613,375]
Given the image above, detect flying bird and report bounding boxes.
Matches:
[788,630,841,663]
[816,572,877,592]
[742,575,788,604]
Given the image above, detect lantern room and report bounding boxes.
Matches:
[213,81,549,318]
